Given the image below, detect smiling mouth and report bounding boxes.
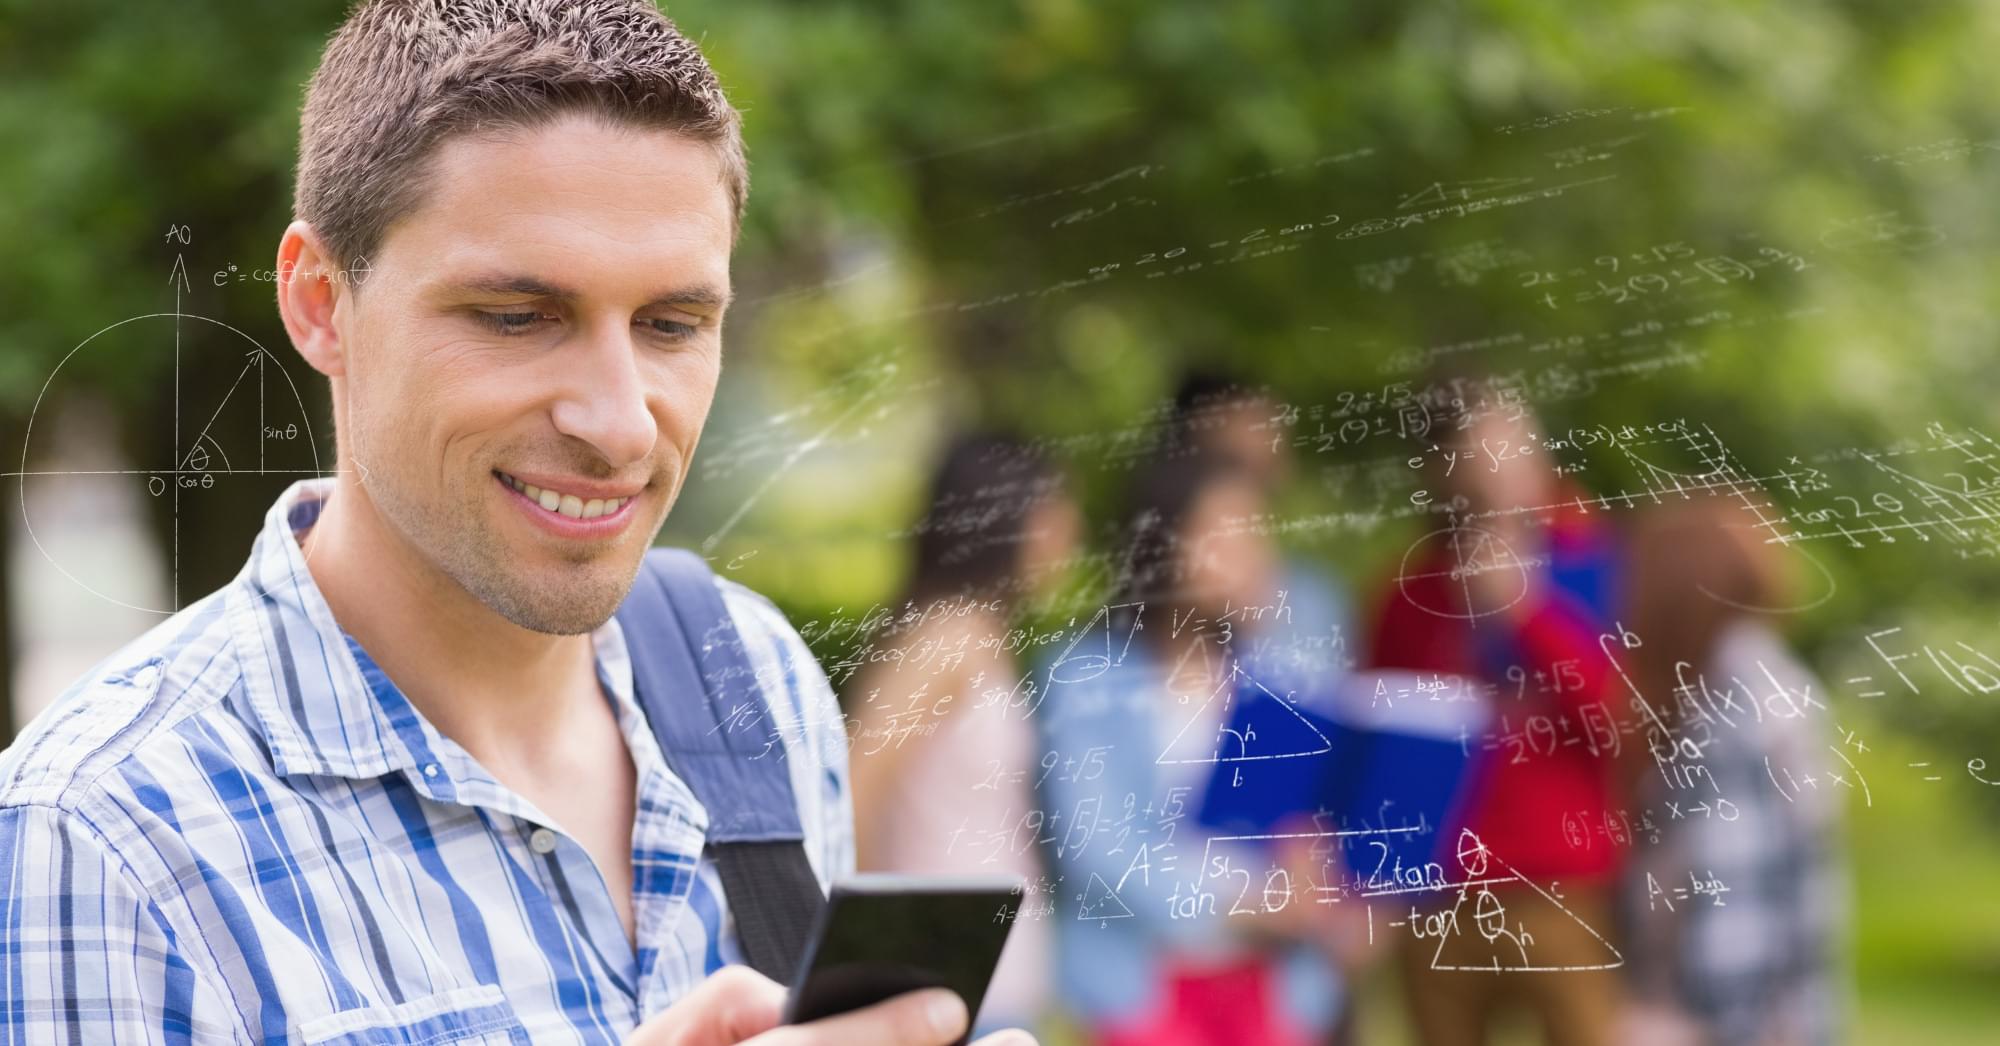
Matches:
[494,470,633,520]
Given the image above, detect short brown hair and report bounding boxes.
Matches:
[294,0,746,275]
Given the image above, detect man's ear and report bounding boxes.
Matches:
[276,221,351,379]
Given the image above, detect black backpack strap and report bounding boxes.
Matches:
[613,547,825,984]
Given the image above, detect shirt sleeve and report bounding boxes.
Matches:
[0,803,245,1044]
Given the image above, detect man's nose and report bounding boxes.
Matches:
[548,319,659,470]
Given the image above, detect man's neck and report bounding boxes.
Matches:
[299,473,600,771]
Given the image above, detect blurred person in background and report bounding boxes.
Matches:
[1038,450,1347,1046]
[1616,498,1847,1046]
[1163,372,1370,1037]
[1165,371,1355,698]
[1365,393,1626,1046]
[848,432,1082,1036]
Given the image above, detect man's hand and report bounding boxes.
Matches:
[626,965,1037,1046]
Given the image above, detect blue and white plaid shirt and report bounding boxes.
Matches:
[0,478,854,1044]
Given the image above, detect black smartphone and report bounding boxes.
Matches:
[781,873,1025,1044]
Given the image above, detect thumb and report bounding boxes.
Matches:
[627,965,787,1046]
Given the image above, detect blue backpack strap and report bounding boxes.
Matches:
[614,547,824,984]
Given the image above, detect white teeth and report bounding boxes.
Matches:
[501,472,629,519]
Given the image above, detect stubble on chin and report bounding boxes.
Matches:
[387,470,645,636]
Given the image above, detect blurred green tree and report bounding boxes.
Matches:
[3,0,1998,774]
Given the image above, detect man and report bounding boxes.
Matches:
[0,2,1033,1044]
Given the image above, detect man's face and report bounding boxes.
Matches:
[335,112,734,634]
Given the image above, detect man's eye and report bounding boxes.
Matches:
[475,310,550,335]
[642,317,698,340]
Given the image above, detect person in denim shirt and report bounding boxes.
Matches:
[1037,452,1345,1046]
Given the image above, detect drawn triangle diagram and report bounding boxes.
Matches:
[1425,830,1624,973]
[1155,662,1333,766]
[174,348,321,475]
[1452,526,1523,578]
[1076,872,1134,922]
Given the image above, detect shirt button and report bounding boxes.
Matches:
[529,828,559,854]
[422,763,440,779]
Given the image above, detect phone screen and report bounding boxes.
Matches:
[781,874,1024,1042]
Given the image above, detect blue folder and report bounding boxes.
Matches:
[1197,669,1491,886]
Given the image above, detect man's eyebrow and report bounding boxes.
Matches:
[444,273,733,310]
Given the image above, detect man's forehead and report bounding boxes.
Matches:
[383,116,735,280]
[378,129,740,304]
[428,117,728,205]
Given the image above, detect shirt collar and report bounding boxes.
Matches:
[223,477,643,795]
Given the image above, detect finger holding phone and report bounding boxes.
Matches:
[630,873,1032,1046]
[625,965,1036,1046]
